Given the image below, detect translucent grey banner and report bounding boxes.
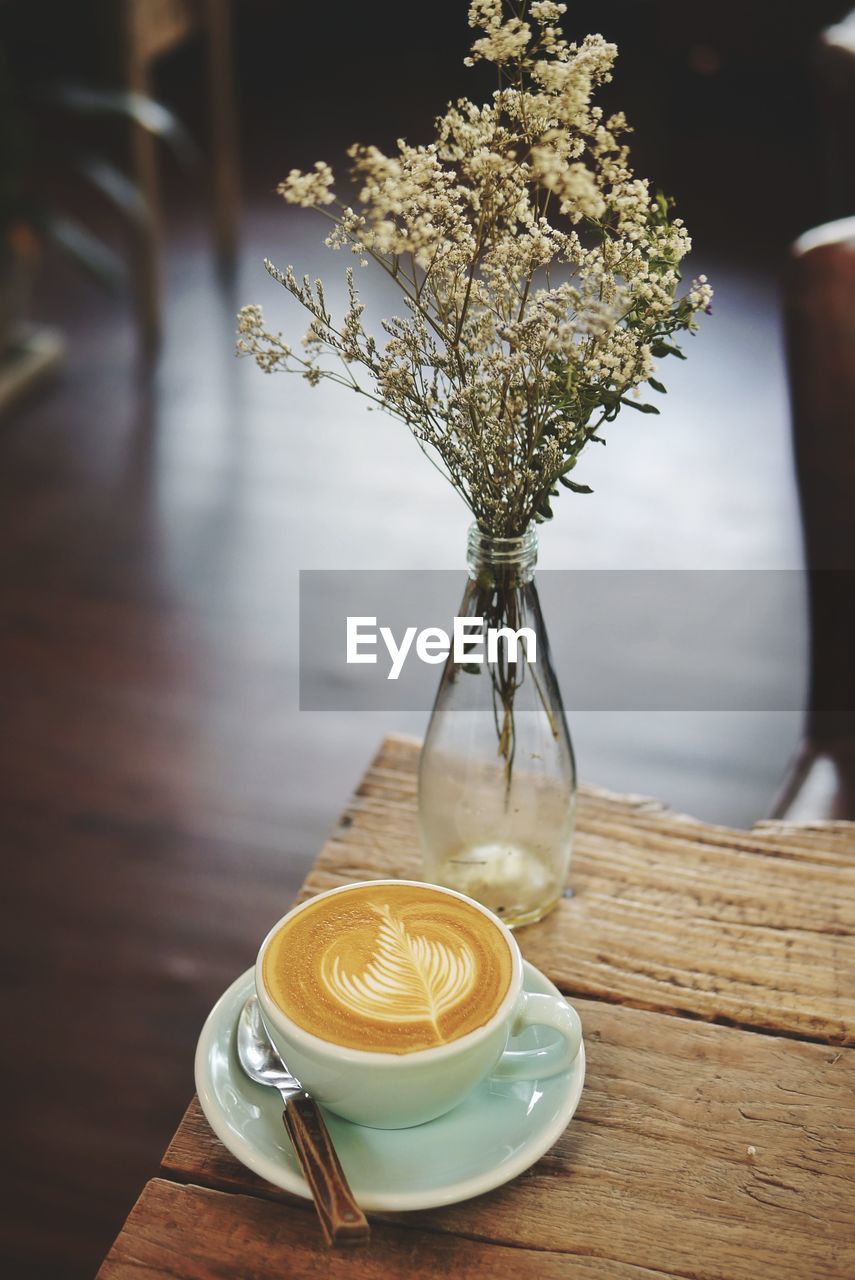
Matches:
[299,569,852,712]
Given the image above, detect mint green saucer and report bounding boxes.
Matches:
[195,961,585,1212]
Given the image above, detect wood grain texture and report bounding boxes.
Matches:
[160,997,855,1278]
[97,1178,667,1280]
[103,736,855,1279]
[295,735,855,1045]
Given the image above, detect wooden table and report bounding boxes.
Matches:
[97,735,855,1279]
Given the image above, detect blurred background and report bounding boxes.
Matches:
[1,1,853,1275]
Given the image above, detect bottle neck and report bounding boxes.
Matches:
[466,523,538,585]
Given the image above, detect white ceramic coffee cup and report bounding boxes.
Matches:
[255,879,582,1129]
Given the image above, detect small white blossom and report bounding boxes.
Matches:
[277,161,335,207]
[530,2,566,21]
[688,274,714,312]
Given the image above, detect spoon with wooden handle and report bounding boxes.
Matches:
[236,995,369,1246]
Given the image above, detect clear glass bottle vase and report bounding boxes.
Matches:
[418,523,576,927]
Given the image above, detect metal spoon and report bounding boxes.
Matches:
[236,995,369,1246]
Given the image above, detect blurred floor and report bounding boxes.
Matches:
[0,70,810,1280]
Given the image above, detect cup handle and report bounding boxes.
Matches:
[490,992,582,1082]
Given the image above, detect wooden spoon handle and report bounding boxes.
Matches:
[282,1094,369,1246]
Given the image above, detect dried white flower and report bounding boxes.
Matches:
[276,161,335,207]
[239,0,712,535]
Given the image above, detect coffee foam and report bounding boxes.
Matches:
[262,883,513,1053]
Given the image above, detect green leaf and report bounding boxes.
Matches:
[620,398,660,414]
[651,341,686,360]
[654,190,675,221]
[559,476,593,493]
[648,377,667,394]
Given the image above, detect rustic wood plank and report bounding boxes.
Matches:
[296,735,855,1045]
[97,1178,664,1279]
[164,997,855,1280]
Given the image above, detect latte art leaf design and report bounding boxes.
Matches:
[321,904,476,1038]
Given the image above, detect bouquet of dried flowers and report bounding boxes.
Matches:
[238,0,711,538]
[238,0,712,782]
